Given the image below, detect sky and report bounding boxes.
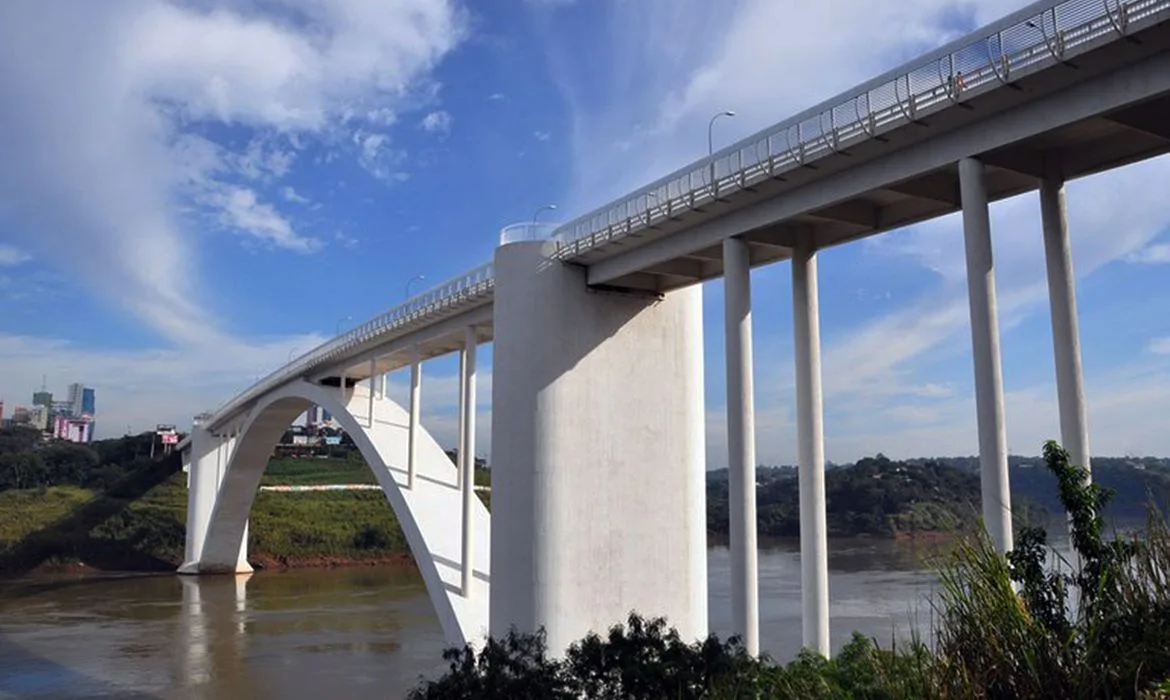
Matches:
[1,0,1169,467]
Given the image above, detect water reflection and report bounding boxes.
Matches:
[0,538,1086,698]
[174,574,252,693]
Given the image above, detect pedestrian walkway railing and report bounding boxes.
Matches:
[205,263,495,427]
[551,0,1170,258]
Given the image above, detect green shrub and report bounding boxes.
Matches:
[411,440,1170,700]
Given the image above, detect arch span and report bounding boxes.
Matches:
[195,379,490,646]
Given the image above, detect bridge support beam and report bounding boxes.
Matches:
[491,240,708,654]
[1040,160,1092,476]
[792,230,830,657]
[959,156,1013,554]
[179,424,218,573]
[722,236,759,656]
[408,348,421,490]
[460,326,478,597]
[179,425,251,574]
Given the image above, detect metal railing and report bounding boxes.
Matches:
[551,0,1170,258]
[499,222,561,245]
[204,262,495,428]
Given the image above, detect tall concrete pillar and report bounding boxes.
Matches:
[408,349,421,490]
[791,230,830,656]
[491,240,708,653]
[722,236,759,655]
[1040,160,1092,476]
[179,424,221,574]
[460,326,478,597]
[959,157,1013,554]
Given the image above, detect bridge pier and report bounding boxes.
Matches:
[179,424,251,574]
[1040,159,1092,476]
[792,230,830,656]
[490,240,708,654]
[722,236,760,656]
[959,157,1013,554]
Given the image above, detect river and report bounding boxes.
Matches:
[0,538,969,699]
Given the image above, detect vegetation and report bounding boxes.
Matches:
[411,441,1170,699]
[0,428,493,574]
[708,452,1170,538]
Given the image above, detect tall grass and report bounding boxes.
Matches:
[410,441,1170,699]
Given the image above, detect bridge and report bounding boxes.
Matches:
[177,0,1170,657]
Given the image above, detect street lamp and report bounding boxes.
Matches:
[334,315,352,335]
[707,110,737,156]
[707,110,736,193]
[532,204,557,226]
[406,275,426,299]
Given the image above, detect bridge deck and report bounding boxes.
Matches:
[556,1,1170,292]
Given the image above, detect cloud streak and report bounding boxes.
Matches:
[0,0,465,345]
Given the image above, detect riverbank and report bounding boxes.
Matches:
[0,472,423,575]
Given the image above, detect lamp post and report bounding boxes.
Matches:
[708,110,737,193]
[532,204,557,239]
[334,316,352,335]
[406,275,426,299]
[708,110,737,156]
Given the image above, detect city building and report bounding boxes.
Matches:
[53,414,92,443]
[305,404,334,427]
[67,383,85,417]
[32,391,52,408]
[28,405,49,431]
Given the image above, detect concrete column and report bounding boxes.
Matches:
[959,156,1014,554]
[220,431,251,574]
[179,424,220,574]
[792,230,830,656]
[461,326,478,597]
[458,347,467,484]
[491,240,708,653]
[367,359,377,427]
[1040,161,1092,476]
[722,236,759,655]
[408,349,421,490]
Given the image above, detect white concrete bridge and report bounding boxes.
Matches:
[178,0,1170,656]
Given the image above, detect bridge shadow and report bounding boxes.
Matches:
[431,554,490,587]
[0,454,182,579]
[0,635,160,699]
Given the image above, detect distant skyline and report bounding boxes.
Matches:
[1,0,1169,467]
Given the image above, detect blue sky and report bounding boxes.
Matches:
[1,0,1169,465]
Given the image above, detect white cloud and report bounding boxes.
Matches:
[206,186,320,253]
[234,137,297,181]
[420,110,453,135]
[0,1,465,344]
[353,130,408,181]
[487,92,506,101]
[1149,338,1170,356]
[282,186,311,205]
[533,130,551,141]
[0,244,30,267]
[1127,242,1170,264]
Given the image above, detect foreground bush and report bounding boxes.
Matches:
[411,441,1170,699]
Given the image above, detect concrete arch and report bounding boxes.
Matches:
[196,379,490,646]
